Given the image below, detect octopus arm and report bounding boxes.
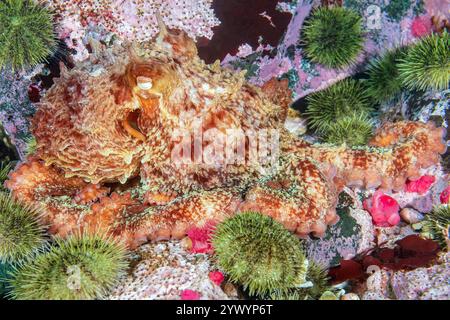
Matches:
[82,188,242,249]
[295,121,447,191]
[5,158,87,204]
[239,155,339,238]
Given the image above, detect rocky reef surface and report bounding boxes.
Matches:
[0,0,448,301]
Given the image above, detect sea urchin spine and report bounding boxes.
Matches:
[212,212,309,297]
[9,233,128,300]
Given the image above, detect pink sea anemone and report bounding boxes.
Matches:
[209,271,225,286]
[186,221,217,254]
[363,190,400,227]
[405,175,436,195]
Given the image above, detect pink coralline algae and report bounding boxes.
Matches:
[209,271,225,286]
[440,186,450,204]
[186,222,216,254]
[411,15,433,38]
[40,0,220,61]
[405,175,436,195]
[364,191,400,227]
[424,0,450,21]
[180,289,201,300]
[390,256,450,300]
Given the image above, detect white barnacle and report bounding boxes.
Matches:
[136,76,153,91]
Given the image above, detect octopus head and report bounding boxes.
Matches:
[116,31,199,140]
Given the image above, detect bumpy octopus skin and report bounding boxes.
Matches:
[287,121,448,192]
[32,52,145,184]
[5,26,447,248]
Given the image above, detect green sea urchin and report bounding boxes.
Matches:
[268,261,331,300]
[0,192,46,263]
[0,162,12,189]
[305,79,372,134]
[365,47,408,103]
[0,261,13,297]
[9,233,128,300]
[212,212,309,297]
[421,205,449,250]
[0,0,56,70]
[302,7,364,68]
[324,113,374,146]
[398,31,450,91]
[25,136,37,156]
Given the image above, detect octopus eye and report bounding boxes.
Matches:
[136,76,153,91]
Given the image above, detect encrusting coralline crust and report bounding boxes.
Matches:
[5,21,448,248]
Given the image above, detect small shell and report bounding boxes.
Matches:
[341,293,360,300]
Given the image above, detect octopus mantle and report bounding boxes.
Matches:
[5,28,447,248]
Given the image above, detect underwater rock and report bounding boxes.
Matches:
[365,269,392,299]
[375,224,416,248]
[306,191,375,268]
[390,252,450,300]
[224,0,425,99]
[400,208,424,224]
[341,293,360,300]
[108,241,230,300]
[0,67,42,159]
[362,291,390,300]
[410,193,434,213]
[197,0,292,63]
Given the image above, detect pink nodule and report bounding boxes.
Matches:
[209,271,225,286]
[440,185,450,204]
[405,175,436,195]
[411,15,432,38]
[363,190,400,227]
[180,289,201,300]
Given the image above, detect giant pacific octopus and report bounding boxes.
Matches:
[5,22,447,248]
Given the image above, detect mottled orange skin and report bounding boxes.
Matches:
[5,29,447,248]
[74,184,110,205]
